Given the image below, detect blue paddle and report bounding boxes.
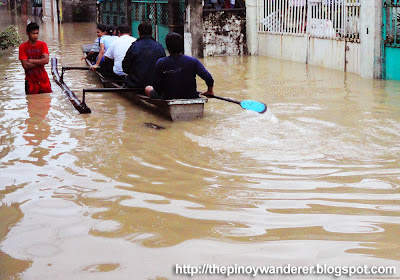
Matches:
[204,94,267,114]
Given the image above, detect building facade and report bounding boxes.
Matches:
[22,0,396,80]
[246,0,385,79]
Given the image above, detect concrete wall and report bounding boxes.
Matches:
[258,34,361,74]
[203,9,246,56]
[254,0,381,76]
[258,34,307,63]
[346,42,361,74]
[308,38,346,71]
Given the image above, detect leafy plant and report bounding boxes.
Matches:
[0,25,20,50]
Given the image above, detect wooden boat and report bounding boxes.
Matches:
[78,44,208,121]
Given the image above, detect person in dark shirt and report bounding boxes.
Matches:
[122,21,166,88]
[144,32,214,99]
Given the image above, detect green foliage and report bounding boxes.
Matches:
[0,25,20,50]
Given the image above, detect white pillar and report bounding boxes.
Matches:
[184,4,192,57]
[246,0,259,55]
[360,0,382,79]
[184,0,204,58]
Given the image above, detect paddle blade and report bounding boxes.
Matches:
[240,100,267,113]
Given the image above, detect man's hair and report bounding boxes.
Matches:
[97,23,108,32]
[138,21,152,36]
[26,22,39,33]
[165,32,184,55]
[117,24,131,35]
[107,25,115,35]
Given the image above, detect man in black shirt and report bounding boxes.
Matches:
[122,21,166,88]
[144,32,214,99]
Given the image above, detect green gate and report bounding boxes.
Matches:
[99,0,185,49]
[100,0,127,26]
[382,0,400,80]
[131,0,169,48]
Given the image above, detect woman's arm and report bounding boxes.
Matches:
[91,43,105,70]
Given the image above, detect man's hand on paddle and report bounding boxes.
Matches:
[202,86,214,97]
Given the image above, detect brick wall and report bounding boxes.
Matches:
[203,8,247,56]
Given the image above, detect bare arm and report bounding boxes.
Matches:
[21,59,36,69]
[82,51,95,61]
[91,43,105,70]
[202,86,214,96]
[21,53,49,69]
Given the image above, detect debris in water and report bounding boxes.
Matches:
[143,122,166,130]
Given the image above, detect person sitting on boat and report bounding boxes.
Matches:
[19,22,52,95]
[102,25,118,49]
[144,32,214,99]
[102,24,136,80]
[88,24,108,69]
[82,25,105,63]
[122,21,166,88]
[90,24,117,71]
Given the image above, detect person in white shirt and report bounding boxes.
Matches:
[82,24,107,64]
[102,24,136,80]
[102,25,118,50]
[90,25,118,71]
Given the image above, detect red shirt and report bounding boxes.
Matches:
[19,40,49,82]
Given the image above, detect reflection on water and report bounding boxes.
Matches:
[0,10,400,280]
[21,94,51,166]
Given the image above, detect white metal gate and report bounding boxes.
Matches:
[258,0,360,42]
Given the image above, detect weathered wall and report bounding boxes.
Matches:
[258,34,308,63]
[254,0,380,77]
[308,38,346,71]
[346,42,361,74]
[258,34,361,74]
[203,9,246,56]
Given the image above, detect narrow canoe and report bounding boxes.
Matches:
[82,44,208,121]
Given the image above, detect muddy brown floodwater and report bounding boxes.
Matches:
[0,9,399,280]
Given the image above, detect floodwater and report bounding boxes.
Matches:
[1,9,400,280]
